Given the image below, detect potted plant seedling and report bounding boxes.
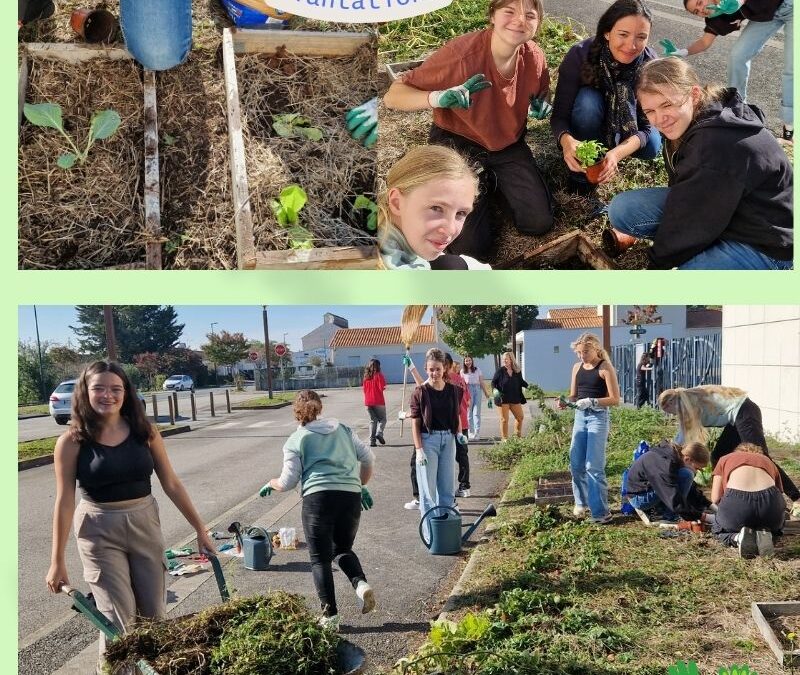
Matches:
[574,139,608,184]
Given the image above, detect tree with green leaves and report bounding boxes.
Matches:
[203,331,250,376]
[48,345,82,381]
[70,306,184,362]
[438,306,538,366]
[18,340,56,404]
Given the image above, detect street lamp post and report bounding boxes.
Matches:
[210,322,219,386]
[262,306,273,398]
[33,306,46,402]
[281,332,288,392]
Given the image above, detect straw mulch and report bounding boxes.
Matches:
[18,56,146,269]
[237,39,378,251]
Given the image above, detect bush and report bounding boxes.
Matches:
[153,374,167,391]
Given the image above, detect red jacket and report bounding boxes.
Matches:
[363,373,386,406]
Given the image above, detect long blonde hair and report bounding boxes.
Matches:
[500,351,521,373]
[378,145,479,250]
[570,333,611,363]
[658,385,748,444]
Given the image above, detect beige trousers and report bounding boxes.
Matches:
[498,403,525,439]
[74,495,167,670]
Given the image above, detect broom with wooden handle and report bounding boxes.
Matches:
[399,305,428,436]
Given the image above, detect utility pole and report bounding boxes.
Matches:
[33,306,46,402]
[262,306,274,398]
[602,305,611,352]
[210,322,218,386]
[282,332,288,391]
[103,305,118,361]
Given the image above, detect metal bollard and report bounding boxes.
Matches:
[225,389,231,414]
[190,392,197,421]
[151,394,159,424]
[210,391,216,417]
[172,391,179,418]
[167,395,175,426]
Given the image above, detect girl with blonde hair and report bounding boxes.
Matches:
[607,57,793,270]
[491,351,529,439]
[559,333,621,523]
[658,385,799,503]
[378,145,489,270]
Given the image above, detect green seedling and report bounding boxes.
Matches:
[559,395,577,409]
[694,466,712,487]
[669,662,701,675]
[272,113,323,141]
[270,185,313,250]
[353,195,377,231]
[575,139,607,169]
[717,667,758,675]
[23,102,121,169]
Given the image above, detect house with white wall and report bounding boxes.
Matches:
[721,305,800,442]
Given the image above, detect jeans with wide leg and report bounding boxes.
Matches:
[569,408,610,518]
[120,0,192,71]
[416,430,456,539]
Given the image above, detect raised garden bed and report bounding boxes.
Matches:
[18,43,162,269]
[499,230,617,270]
[223,28,378,269]
[751,601,800,667]
[534,472,573,505]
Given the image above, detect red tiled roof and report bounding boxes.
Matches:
[686,308,722,329]
[528,316,603,330]
[330,324,436,348]
[547,306,598,320]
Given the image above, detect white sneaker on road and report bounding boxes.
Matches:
[355,580,376,614]
[455,488,470,498]
[404,499,419,510]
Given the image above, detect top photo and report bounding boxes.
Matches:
[18,0,794,270]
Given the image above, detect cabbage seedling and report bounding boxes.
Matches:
[575,139,607,169]
[23,102,121,169]
[353,195,377,231]
[272,113,323,141]
[270,185,313,250]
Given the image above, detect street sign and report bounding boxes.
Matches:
[629,328,647,336]
[275,343,287,357]
[249,351,259,361]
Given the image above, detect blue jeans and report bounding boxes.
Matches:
[416,431,456,538]
[120,0,192,71]
[571,87,662,161]
[569,408,610,518]
[467,384,482,435]
[627,467,694,520]
[729,0,793,125]
[608,187,794,270]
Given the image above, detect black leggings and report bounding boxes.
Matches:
[301,490,365,617]
[456,430,470,490]
[711,398,799,500]
[712,486,786,547]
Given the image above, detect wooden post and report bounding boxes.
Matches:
[167,396,175,426]
[172,391,179,418]
[143,69,162,270]
[225,389,231,413]
[152,394,159,424]
[190,392,197,421]
[210,391,216,417]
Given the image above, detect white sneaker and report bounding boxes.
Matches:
[473,431,480,440]
[756,530,774,558]
[318,614,340,632]
[737,526,757,559]
[404,499,419,510]
[455,488,470,498]
[573,505,587,518]
[355,580,376,614]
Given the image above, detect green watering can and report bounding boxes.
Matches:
[419,503,497,555]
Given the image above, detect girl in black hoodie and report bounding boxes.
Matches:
[607,57,793,269]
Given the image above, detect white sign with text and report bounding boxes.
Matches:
[265,0,451,23]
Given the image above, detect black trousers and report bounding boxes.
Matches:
[301,490,365,617]
[429,125,554,261]
[711,398,799,500]
[410,449,419,499]
[456,430,470,490]
[635,372,651,408]
[712,486,786,547]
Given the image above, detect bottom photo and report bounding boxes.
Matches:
[17,304,800,675]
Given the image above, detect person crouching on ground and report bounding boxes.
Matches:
[707,442,786,558]
[626,440,711,521]
[383,0,554,261]
[260,389,376,630]
[607,57,793,269]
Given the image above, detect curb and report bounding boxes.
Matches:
[231,401,292,411]
[18,425,193,472]
[18,413,50,420]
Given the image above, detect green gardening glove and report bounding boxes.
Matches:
[344,97,377,148]
[707,0,742,17]
[528,95,552,120]
[487,398,493,409]
[402,354,415,369]
[658,38,688,57]
[259,483,273,497]
[361,486,373,510]
[492,388,502,406]
[428,74,492,109]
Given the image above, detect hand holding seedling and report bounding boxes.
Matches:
[360,487,373,510]
[528,95,552,120]
[659,38,688,57]
[707,0,742,17]
[428,74,492,109]
[575,397,598,410]
[345,97,377,148]
[24,102,121,169]
[259,483,273,497]
[558,395,577,409]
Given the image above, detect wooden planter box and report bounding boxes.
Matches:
[535,473,573,505]
[222,28,378,269]
[385,59,424,81]
[18,43,162,269]
[751,601,800,666]
[502,230,617,270]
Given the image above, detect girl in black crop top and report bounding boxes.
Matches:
[46,361,215,662]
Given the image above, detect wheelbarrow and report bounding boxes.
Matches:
[62,553,367,674]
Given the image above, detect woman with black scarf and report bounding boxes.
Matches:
[551,0,661,195]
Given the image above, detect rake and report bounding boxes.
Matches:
[399,305,428,436]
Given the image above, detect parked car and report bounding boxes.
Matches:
[49,379,146,425]
[163,374,195,392]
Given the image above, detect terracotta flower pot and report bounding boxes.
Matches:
[584,157,607,185]
[602,227,638,258]
[70,8,117,44]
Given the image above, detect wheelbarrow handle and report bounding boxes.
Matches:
[61,584,121,640]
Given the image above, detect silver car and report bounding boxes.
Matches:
[163,374,195,392]
[49,379,146,425]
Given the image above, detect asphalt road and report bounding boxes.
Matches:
[18,385,518,674]
[545,0,787,133]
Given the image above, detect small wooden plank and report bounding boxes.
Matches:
[23,43,132,63]
[502,230,580,269]
[253,246,378,269]
[538,472,572,485]
[534,493,573,505]
[18,52,28,131]
[222,28,257,270]
[142,69,162,270]
[576,233,617,270]
[752,602,800,666]
[385,60,423,81]
[230,28,372,57]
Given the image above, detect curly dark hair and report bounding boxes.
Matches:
[70,361,152,445]
[581,0,653,87]
[294,389,323,425]
[364,358,381,380]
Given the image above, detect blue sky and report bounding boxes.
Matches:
[18,305,567,352]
